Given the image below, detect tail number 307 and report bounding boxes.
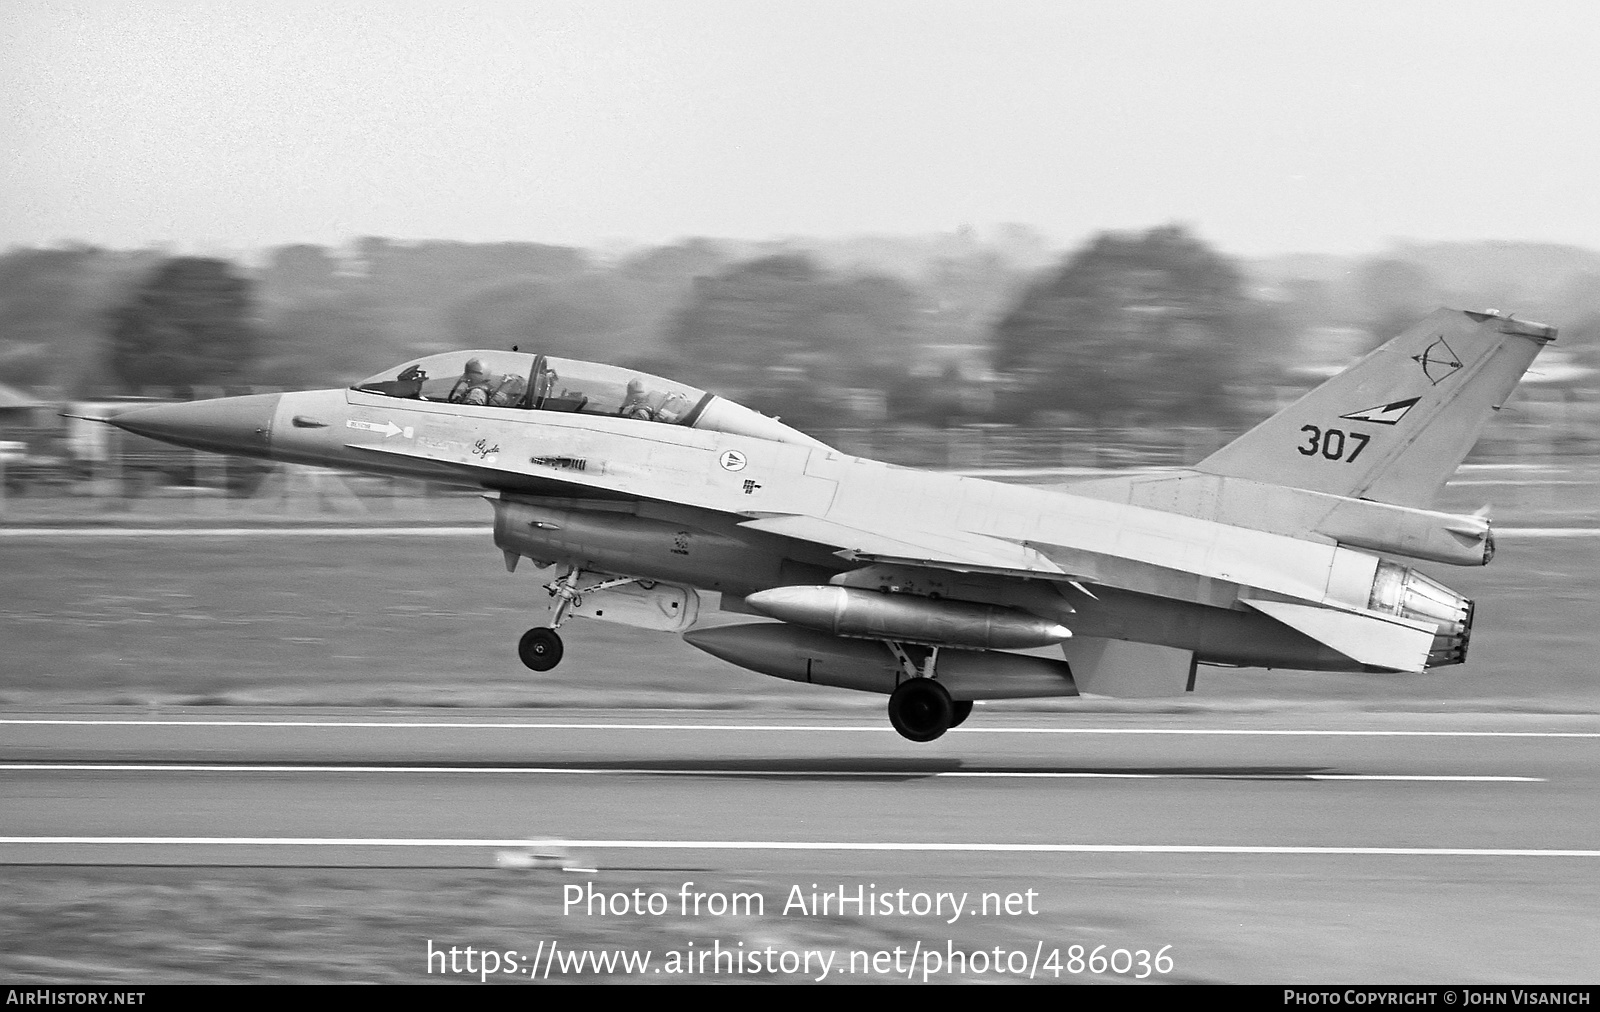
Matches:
[1298,425,1371,462]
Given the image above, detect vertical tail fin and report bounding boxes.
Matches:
[1195,309,1556,507]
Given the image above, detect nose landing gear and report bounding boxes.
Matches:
[518,627,564,671]
[517,565,642,671]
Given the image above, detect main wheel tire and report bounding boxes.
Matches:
[518,627,564,671]
[949,699,974,728]
[887,678,955,742]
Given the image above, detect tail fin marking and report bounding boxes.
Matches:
[1195,309,1555,508]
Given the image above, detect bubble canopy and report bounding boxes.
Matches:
[352,351,832,449]
[354,352,710,424]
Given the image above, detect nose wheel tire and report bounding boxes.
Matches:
[949,699,974,728]
[518,627,564,671]
[887,678,955,742]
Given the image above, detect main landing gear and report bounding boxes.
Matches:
[517,565,640,672]
[887,679,953,742]
[882,640,972,742]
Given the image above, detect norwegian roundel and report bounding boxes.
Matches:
[718,449,748,472]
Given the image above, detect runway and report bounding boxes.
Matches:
[3,708,1596,863]
[3,706,1597,981]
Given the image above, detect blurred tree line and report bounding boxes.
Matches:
[1,227,1595,430]
[992,225,1272,428]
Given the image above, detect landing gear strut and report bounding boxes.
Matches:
[518,565,640,672]
[881,639,964,741]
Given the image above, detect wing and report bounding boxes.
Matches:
[739,511,1439,676]
[737,513,1070,577]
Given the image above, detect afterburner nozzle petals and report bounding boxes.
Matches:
[110,393,281,457]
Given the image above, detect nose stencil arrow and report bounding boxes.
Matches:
[346,419,410,438]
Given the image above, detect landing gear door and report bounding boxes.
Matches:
[563,579,702,632]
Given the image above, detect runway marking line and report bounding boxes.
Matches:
[1,526,1594,538]
[1493,528,1600,537]
[0,526,485,538]
[0,763,1545,783]
[1,837,1597,858]
[2,719,1595,738]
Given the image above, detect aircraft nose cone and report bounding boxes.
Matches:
[110,393,281,456]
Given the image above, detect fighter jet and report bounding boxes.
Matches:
[109,309,1555,741]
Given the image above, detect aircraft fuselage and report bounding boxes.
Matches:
[114,383,1439,675]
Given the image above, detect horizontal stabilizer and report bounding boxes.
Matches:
[1243,599,1435,672]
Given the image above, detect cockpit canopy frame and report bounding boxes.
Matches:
[353,351,713,427]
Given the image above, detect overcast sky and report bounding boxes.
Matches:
[5,1,1599,257]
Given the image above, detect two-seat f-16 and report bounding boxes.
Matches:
[110,309,1556,740]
